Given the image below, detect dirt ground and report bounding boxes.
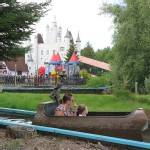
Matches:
[0,128,143,150]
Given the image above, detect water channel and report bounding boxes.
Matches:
[0,111,33,125]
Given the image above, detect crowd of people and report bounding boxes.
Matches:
[55,93,88,117]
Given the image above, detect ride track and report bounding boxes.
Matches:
[0,107,150,149]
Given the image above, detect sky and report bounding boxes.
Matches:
[25,0,119,50]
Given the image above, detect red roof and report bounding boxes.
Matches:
[69,52,78,62]
[56,52,61,62]
[50,54,57,62]
[50,51,61,62]
[78,56,110,71]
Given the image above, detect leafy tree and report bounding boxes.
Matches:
[80,42,95,74]
[64,40,76,63]
[100,0,150,92]
[94,46,114,63]
[80,41,95,59]
[0,0,50,61]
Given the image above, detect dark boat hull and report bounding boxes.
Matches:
[32,102,150,141]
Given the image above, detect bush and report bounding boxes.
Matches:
[135,95,150,104]
[85,72,112,88]
[114,89,134,101]
[79,69,90,84]
[144,76,150,93]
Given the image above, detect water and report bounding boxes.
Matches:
[0,112,33,124]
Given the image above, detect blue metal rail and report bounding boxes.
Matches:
[0,120,150,149]
[0,107,36,115]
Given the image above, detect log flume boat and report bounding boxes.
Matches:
[32,101,150,142]
[33,74,150,142]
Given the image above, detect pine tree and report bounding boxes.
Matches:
[64,40,76,63]
[0,0,51,61]
[80,41,95,59]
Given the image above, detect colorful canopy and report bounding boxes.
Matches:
[49,51,62,65]
[69,52,78,62]
[68,52,79,65]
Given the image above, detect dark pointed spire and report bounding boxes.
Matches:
[76,31,81,42]
[64,28,70,38]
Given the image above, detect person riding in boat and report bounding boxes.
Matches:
[55,93,77,116]
[77,104,88,116]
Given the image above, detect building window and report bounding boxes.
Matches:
[47,50,49,55]
[60,47,64,51]
[41,50,43,55]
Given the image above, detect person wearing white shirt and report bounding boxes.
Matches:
[77,104,88,116]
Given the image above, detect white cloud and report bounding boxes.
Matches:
[32,0,116,50]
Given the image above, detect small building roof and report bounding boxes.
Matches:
[50,51,62,62]
[78,56,111,71]
[5,57,28,72]
[56,52,61,62]
[69,52,78,63]
[50,53,57,62]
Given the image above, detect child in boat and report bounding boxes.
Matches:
[77,104,88,116]
[55,93,77,116]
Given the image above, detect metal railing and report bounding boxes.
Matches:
[0,76,85,87]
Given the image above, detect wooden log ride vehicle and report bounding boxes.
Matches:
[32,101,150,142]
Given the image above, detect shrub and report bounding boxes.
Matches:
[79,69,90,84]
[144,76,150,93]
[85,72,112,88]
[114,89,134,101]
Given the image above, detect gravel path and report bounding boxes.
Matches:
[0,128,143,150]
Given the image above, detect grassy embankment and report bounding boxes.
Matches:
[0,92,150,111]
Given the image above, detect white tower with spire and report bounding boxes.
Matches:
[76,31,81,55]
[64,29,71,51]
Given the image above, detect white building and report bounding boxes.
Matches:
[25,16,81,75]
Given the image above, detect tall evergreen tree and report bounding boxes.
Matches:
[64,40,76,63]
[0,0,51,61]
[100,0,150,92]
[80,41,95,59]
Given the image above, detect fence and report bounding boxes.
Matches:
[0,75,85,87]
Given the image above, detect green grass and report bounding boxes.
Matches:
[0,92,150,111]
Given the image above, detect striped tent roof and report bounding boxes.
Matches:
[78,56,111,71]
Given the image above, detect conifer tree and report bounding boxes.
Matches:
[80,41,95,59]
[0,0,51,61]
[64,40,76,63]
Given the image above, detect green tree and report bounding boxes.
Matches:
[64,41,76,63]
[100,0,150,92]
[0,0,50,61]
[94,46,114,63]
[80,41,95,59]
